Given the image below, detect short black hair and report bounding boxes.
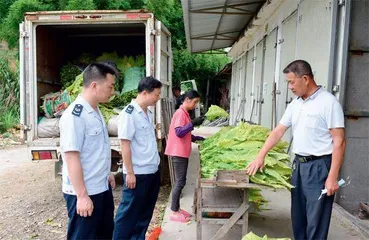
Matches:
[100,60,121,78]
[83,62,119,87]
[283,60,314,78]
[137,76,162,93]
[184,90,200,100]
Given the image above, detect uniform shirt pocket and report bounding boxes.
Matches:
[135,123,150,141]
[84,127,103,150]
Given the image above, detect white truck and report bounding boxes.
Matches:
[19,10,173,175]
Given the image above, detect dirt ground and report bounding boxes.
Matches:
[0,144,170,240]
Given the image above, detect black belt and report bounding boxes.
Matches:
[295,154,331,163]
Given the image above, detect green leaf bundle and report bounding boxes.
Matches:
[205,105,229,121]
[199,122,293,210]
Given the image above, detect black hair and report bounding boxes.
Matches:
[283,60,314,78]
[137,76,163,93]
[83,62,119,87]
[100,60,121,78]
[184,90,200,100]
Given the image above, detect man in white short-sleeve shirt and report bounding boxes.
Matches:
[60,62,118,240]
[247,60,345,240]
[113,76,162,240]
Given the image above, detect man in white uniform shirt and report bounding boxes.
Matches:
[113,76,162,240]
[60,62,118,239]
[247,60,346,240]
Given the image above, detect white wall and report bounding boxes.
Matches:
[228,0,334,131]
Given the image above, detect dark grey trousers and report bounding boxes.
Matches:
[291,155,334,240]
[170,156,189,212]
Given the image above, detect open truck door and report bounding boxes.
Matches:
[154,20,173,139]
[19,21,27,143]
[154,20,174,183]
[19,21,32,144]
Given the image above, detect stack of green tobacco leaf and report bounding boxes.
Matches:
[199,122,293,210]
[60,63,82,88]
[60,52,145,91]
[99,90,138,124]
[65,73,138,123]
[242,232,291,240]
[96,52,145,93]
[39,52,145,126]
[205,105,229,121]
[65,73,83,102]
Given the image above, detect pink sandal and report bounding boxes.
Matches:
[179,209,192,218]
[169,213,190,223]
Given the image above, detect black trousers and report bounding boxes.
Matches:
[64,189,114,240]
[170,156,189,212]
[291,155,334,240]
[113,170,160,240]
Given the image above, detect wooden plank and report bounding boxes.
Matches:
[202,218,245,225]
[197,157,259,239]
[211,202,249,240]
[225,187,233,208]
[242,189,249,236]
[197,186,203,240]
[215,170,249,183]
[215,179,238,186]
[201,181,269,190]
[213,188,218,208]
[201,179,216,184]
[202,207,240,212]
[193,189,198,219]
[194,167,202,219]
[202,203,258,215]
[160,99,167,136]
[160,98,175,137]
[203,204,242,209]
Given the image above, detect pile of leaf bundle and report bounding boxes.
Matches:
[99,90,138,123]
[96,52,145,74]
[66,73,138,123]
[205,105,229,121]
[96,52,145,93]
[58,51,144,122]
[203,105,229,127]
[242,232,291,240]
[199,122,293,210]
[60,63,83,88]
[65,73,84,101]
[60,52,145,92]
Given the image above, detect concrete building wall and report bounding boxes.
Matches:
[228,0,368,213]
[229,0,334,134]
[337,0,369,214]
[260,28,278,129]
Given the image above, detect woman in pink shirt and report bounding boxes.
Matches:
[165,90,205,222]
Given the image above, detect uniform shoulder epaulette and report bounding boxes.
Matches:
[72,104,83,117]
[125,105,134,114]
